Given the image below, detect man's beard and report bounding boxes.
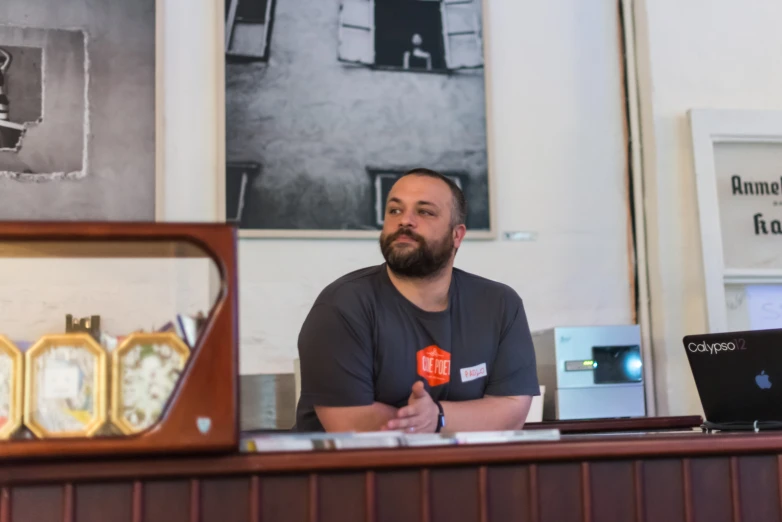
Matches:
[379,227,454,279]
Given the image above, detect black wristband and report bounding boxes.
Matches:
[434,400,445,433]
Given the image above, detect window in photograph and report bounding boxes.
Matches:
[374,1,445,71]
[338,0,483,72]
[226,161,261,225]
[225,0,275,61]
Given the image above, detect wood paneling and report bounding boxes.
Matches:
[486,466,532,522]
[11,430,782,483]
[10,485,62,522]
[1,454,782,522]
[375,470,421,522]
[8,426,782,521]
[589,461,636,522]
[259,475,309,522]
[537,463,582,522]
[317,472,366,522]
[74,483,132,522]
[201,478,251,522]
[429,467,480,522]
[143,481,190,522]
[688,458,732,522]
[737,456,780,522]
[641,459,685,522]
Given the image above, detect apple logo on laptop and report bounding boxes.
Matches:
[756,370,772,389]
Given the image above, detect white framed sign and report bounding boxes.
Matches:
[689,109,782,333]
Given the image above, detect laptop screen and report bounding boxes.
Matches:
[683,329,782,424]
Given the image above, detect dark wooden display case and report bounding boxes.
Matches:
[0,221,239,460]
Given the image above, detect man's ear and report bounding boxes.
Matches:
[453,224,467,248]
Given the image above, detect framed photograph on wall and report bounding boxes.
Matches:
[222,0,496,238]
[24,333,107,438]
[689,109,782,333]
[0,0,161,222]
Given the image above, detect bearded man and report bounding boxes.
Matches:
[294,168,540,433]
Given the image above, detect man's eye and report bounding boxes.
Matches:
[419,210,433,216]
[387,208,400,214]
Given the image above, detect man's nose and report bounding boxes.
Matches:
[399,210,417,228]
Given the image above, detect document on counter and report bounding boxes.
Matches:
[240,429,561,453]
[445,429,561,444]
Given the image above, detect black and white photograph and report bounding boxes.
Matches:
[0,0,156,221]
[0,45,42,151]
[0,27,85,179]
[225,0,492,236]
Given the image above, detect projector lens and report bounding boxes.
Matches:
[592,345,643,384]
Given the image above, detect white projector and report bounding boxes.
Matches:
[532,325,647,421]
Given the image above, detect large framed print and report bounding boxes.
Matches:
[111,332,191,435]
[0,335,23,439]
[0,0,161,222]
[222,0,495,239]
[24,333,107,438]
[689,109,782,333]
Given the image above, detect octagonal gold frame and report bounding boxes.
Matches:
[111,332,191,435]
[0,335,24,440]
[24,333,107,439]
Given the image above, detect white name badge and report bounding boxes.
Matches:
[460,362,487,383]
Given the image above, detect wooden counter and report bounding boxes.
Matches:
[3,426,782,522]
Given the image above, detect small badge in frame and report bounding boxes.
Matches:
[24,333,108,438]
[111,332,190,435]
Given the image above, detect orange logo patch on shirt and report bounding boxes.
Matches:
[417,345,451,387]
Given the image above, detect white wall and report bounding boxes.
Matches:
[160,0,222,223]
[634,0,782,415]
[233,0,633,374]
[0,256,214,347]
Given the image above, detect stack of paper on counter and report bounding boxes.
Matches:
[240,429,561,453]
[240,432,404,452]
[445,429,561,444]
[329,431,406,449]
[401,433,455,447]
[241,433,324,452]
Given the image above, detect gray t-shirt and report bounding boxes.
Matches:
[294,264,540,432]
